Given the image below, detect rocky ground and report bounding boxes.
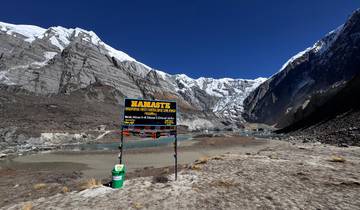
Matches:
[2,139,360,210]
[283,110,360,147]
[0,161,187,208]
[276,71,360,147]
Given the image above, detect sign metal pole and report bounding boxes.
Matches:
[174,127,178,181]
[119,125,124,164]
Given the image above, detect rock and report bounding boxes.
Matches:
[329,156,346,163]
[152,175,169,183]
[338,143,349,148]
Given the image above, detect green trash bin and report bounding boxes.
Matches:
[112,164,125,189]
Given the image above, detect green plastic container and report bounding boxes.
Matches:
[112,164,126,188]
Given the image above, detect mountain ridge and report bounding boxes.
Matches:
[0,20,266,131]
[243,8,360,128]
[0,20,265,82]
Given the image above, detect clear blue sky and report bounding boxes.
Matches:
[1,1,359,79]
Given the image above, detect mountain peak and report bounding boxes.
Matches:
[0,21,138,63]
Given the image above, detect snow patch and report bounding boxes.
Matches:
[278,47,312,73]
[0,21,46,43]
[101,42,136,62]
[313,24,344,54]
[180,119,215,131]
[155,70,169,79]
[285,107,293,114]
[95,130,111,140]
[49,36,64,50]
[302,99,310,109]
[43,51,57,60]
[40,132,85,145]
[30,51,57,68]
[0,71,16,85]
[275,24,344,75]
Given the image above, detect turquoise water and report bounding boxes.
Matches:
[63,134,192,151]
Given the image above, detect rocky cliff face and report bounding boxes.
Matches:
[276,71,360,146]
[0,21,265,131]
[243,9,360,128]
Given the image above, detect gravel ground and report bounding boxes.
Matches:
[3,140,360,210]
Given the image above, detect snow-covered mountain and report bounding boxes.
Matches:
[0,21,265,131]
[162,74,266,121]
[243,9,360,128]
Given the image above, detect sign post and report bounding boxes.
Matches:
[119,98,178,180]
[174,127,178,180]
[119,126,124,164]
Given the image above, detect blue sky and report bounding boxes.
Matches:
[1,1,359,79]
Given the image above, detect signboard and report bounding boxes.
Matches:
[123,98,176,126]
[120,98,179,180]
